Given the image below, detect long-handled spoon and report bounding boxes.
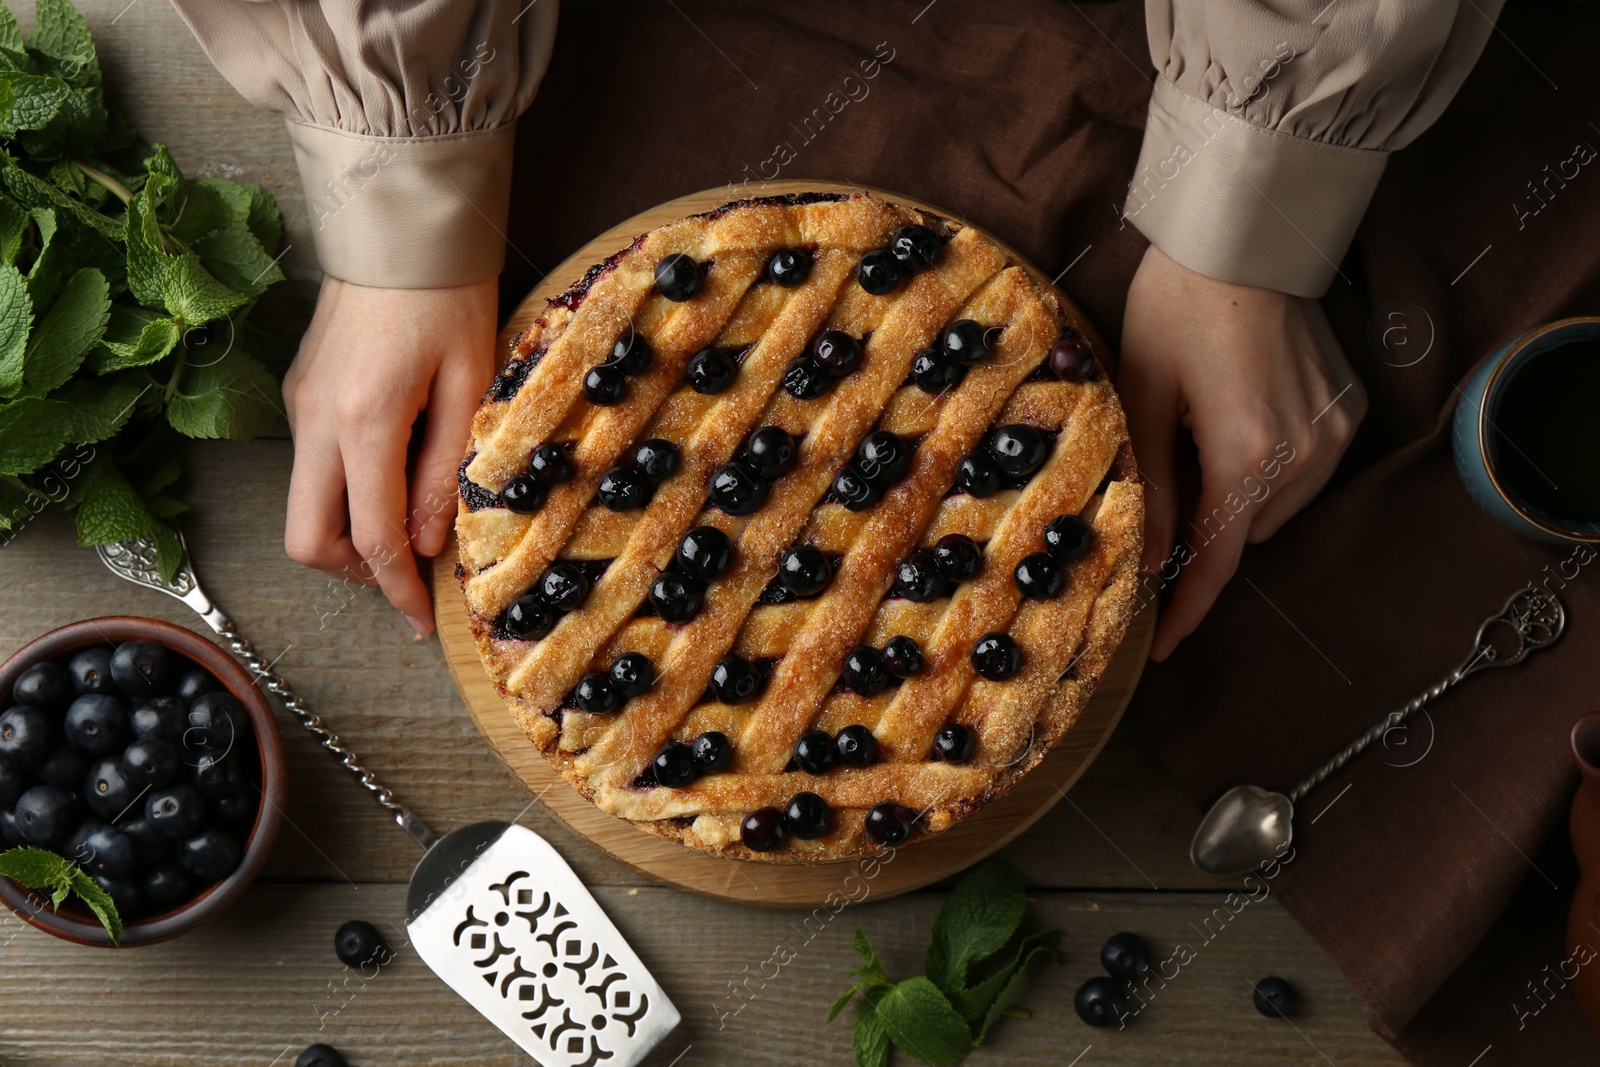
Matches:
[1190,585,1566,876]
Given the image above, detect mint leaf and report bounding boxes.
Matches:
[925,861,1026,996]
[0,5,23,54]
[23,205,63,308]
[0,70,67,137]
[17,84,106,160]
[242,183,282,251]
[165,178,232,245]
[194,217,281,296]
[24,266,108,393]
[0,195,27,264]
[960,929,1061,1041]
[123,178,171,307]
[0,845,75,891]
[161,254,247,325]
[87,303,178,373]
[72,451,153,543]
[873,978,973,1066]
[27,0,100,89]
[853,989,890,1067]
[0,153,121,241]
[166,345,280,439]
[67,867,120,945]
[852,927,891,988]
[0,261,32,397]
[0,396,68,473]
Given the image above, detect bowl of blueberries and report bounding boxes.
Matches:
[0,616,286,946]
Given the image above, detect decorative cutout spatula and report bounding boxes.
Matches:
[98,535,680,1066]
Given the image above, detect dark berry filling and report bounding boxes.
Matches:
[882,636,924,679]
[1014,552,1064,600]
[812,331,862,378]
[971,632,1023,680]
[857,250,902,295]
[782,354,833,400]
[766,247,814,287]
[864,801,917,846]
[784,792,832,839]
[834,724,879,766]
[793,729,837,775]
[676,526,734,583]
[933,723,975,763]
[1044,514,1092,562]
[655,253,704,302]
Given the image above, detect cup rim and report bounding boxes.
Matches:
[1477,315,1600,543]
[0,616,286,947]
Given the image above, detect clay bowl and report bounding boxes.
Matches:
[0,616,285,947]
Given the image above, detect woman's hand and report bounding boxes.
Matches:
[281,276,497,634]
[1120,245,1366,661]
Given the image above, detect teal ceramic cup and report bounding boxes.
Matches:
[1451,316,1600,543]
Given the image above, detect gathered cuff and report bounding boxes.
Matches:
[286,120,514,289]
[1122,78,1390,298]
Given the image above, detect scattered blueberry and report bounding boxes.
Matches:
[109,640,171,696]
[676,527,733,583]
[82,826,136,879]
[911,347,965,394]
[744,426,798,480]
[831,463,882,512]
[0,705,54,768]
[767,247,813,287]
[881,636,924,679]
[597,466,647,511]
[990,425,1047,477]
[652,741,697,788]
[529,444,572,485]
[954,450,1002,498]
[692,731,733,774]
[143,863,193,910]
[583,363,626,406]
[539,563,591,611]
[609,653,655,699]
[335,918,394,969]
[1253,976,1298,1019]
[193,754,244,799]
[14,785,75,846]
[942,320,992,364]
[971,633,1023,681]
[84,755,137,819]
[145,784,205,840]
[740,806,787,852]
[784,792,832,839]
[33,746,86,791]
[1043,514,1092,562]
[649,572,703,623]
[687,348,738,394]
[793,730,836,775]
[857,250,901,295]
[67,647,115,695]
[890,224,940,271]
[608,331,653,375]
[782,354,832,400]
[13,661,70,711]
[842,646,889,697]
[932,533,983,582]
[1014,553,1064,600]
[933,724,975,763]
[633,439,679,483]
[857,431,911,485]
[1075,975,1128,1028]
[778,545,832,597]
[572,673,619,714]
[864,801,916,846]
[1048,336,1096,382]
[504,594,556,639]
[63,694,129,757]
[501,473,548,513]
[710,462,768,516]
[655,253,703,301]
[295,1044,349,1067]
[893,550,943,602]
[812,331,862,378]
[1101,931,1152,982]
[834,724,879,767]
[711,656,764,704]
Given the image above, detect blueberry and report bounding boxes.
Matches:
[971,633,1023,681]
[608,330,653,375]
[145,784,205,840]
[942,319,992,364]
[633,439,679,483]
[834,724,879,766]
[857,431,910,485]
[1253,976,1298,1018]
[933,724,975,763]
[212,793,257,827]
[82,826,137,879]
[583,363,626,406]
[864,801,916,846]
[92,873,144,918]
[122,815,173,868]
[501,473,548,513]
[172,668,218,706]
[766,247,813,287]
[881,637,924,679]
[193,753,243,798]
[710,462,768,516]
[0,809,20,845]
[178,827,241,882]
[109,640,171,697]
[990,425,1047,477]
[890,224,940,271]
[649,572,703,623]
[1101,931,1152,982]
[842,646,889,696]
[687,348,738,394]
[1014,553,1064,600]
[1048,336,1096,382]
[777,545,832,597]
[676,527,733,583]
[692,731,732,773]
[740,806,786,852]
[186,691,247,755]
[0,762,24,807]
[793,729,836,775]
[782,354,832,400]
[652,741,697,788]
[831,463,882,512]
[143,863,194,910]
[539,563,591,611]
[1043,514,1092,562]
[710,656,764,704]
[84,756,138,820]
[911,347,965,394]
[784,792,832,839]
[34,746,85,790]
[122,738,180,790]
[655,253,703,301]
[597,466,647,511]
[609,653,655,699]
[857,250,902,295]
[0,705,54,768]
[954,451,1002,497]
[67,647,115,695]
[335,918,394,969]
[129,696,188,746]
[13,661,70,711]
[1075,975,1128,1027]
[504,594,556,639]
[63,695,128,757]
[894,550,943,602]
[62,819,108,866]
[572,673,619,714]
[14,785,75,845]
[932,533,983,582]
[295,1045,349,1067]
[528,443,573,485]
[744,426,798,480]
[812,331,862,378]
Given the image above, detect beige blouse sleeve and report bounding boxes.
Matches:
[171,0,560,289]
[1127,0,1504,297]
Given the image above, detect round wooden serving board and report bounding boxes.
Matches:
[432,181,1152,907]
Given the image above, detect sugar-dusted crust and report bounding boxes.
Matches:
[458,192,1143,863]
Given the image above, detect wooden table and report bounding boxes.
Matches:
[0,3,1407,1064]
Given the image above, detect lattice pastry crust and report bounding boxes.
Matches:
[457,192,1142,863]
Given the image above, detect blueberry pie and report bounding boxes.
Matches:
[456,192,1142,862]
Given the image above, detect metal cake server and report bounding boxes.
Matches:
[1190,585,1566,876]
[98,534,679,1067]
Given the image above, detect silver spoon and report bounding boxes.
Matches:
[1190,585,1566,876]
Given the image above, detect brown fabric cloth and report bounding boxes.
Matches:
[497,2,1600,1062]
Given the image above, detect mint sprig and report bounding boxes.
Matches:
[0,845,122,944]
[0,0,285,578]
[832,861,1061,1066]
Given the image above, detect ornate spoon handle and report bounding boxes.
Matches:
[1286,585,1565,805]
[97,535,438,850]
